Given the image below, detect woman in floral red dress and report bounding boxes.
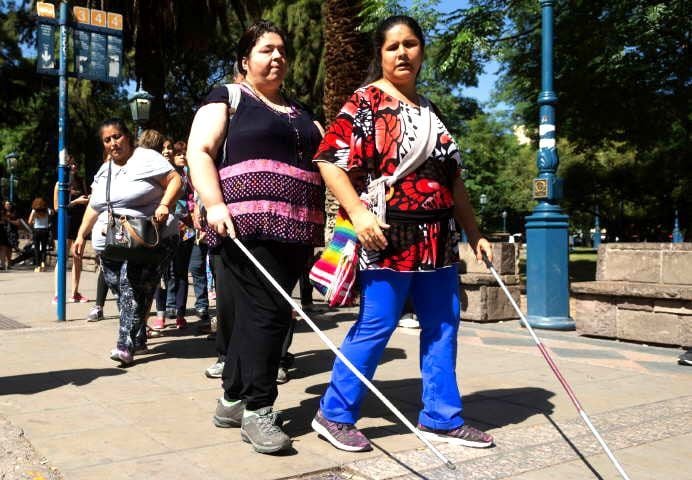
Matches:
[311,15,495,452]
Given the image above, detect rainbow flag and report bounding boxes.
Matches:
[309,207,360,307]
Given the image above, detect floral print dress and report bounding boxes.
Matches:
[315,85,463,272]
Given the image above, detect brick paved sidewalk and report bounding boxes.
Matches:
[1,267,690,479]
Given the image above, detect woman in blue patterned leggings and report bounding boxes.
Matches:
[73,121,182,365]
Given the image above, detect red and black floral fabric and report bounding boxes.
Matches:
[315,85,463,272]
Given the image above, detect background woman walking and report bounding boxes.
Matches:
[28,197,52,272]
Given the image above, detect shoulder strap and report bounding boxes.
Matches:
[218,84,242,167]
[365,95,439,223]
[386,96,437,185]
[224,83,242,113]
[105,160,115,221]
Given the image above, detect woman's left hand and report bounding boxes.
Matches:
[154,204,169,224]
[474,237,493,264]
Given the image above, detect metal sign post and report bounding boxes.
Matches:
[56,0,69,321]
[35,1,123,321]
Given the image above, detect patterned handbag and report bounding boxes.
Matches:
[309,207,360,307]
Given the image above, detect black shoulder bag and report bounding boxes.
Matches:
[102,160,162,263]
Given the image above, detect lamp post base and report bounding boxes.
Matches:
[525,204,572,331]
[526,315,575,331]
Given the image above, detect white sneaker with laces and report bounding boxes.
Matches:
[205,361,224,378]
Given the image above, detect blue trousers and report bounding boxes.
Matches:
[156,237,193,316]
[320,266,464,430]
[188,242,209,313]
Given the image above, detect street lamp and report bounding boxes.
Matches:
[672,210,683,243]
[4,152,18,202]
[524,0,573,330]
[479,193,488,231]
[128,86,154,137]
[592,205,601,249]
[502,210,508,233]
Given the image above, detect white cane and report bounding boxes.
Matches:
[233,238,456,470]
[481,252,631,480]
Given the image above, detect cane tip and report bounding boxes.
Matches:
[445,461,456,470]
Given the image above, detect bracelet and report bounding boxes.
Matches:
[158,203,169,209]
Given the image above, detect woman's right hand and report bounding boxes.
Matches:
[72,235,86,258]
[206,203,235,238]
[351,208,389,251]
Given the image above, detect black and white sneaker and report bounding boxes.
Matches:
[678,350,692,366]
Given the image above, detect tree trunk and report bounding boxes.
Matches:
[322,0,371,239]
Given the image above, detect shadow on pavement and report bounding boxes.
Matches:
[281,381,556,440]
[129,336,217,365]
[543,413,605,480]
[0,368,126,395]
[289,347,406,381]
[294,311,358,334]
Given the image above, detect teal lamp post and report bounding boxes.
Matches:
[4,152,18,202]
[592,205,601,249]
[524,0,574,330]
[672,210,683,243]
[128,86,154,138]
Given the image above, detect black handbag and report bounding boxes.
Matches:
[102,160,162,263]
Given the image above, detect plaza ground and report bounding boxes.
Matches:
[0,266,690,479]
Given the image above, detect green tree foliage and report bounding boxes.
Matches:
[491,0,690,239]
[262,0,325,115]
[457,114,536,230]
[0,0,325,214]
[377,0,689,239]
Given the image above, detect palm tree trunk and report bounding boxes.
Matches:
[322,0,371,239]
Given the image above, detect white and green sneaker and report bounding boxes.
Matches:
[241,407,291,454]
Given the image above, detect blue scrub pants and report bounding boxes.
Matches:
[320,265,464,430]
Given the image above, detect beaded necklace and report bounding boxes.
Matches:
[243,81,304,161]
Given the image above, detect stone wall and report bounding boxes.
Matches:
[572,243,692,346]
[459,242,521,322]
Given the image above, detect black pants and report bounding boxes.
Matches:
[218,239,310,410]
[33,228,50,266]
[155,237,194,315]
[213,251,232,360]
[94,254,109,308]
[214,250,300,367]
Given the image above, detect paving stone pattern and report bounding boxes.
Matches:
[342,397,692,480]
[1,268,691,480]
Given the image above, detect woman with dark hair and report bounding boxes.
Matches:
[73,118,181,364]
[311,15,494,452]
[187,20,324,454]
[28,197,52,272]
[0,201,20,270]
